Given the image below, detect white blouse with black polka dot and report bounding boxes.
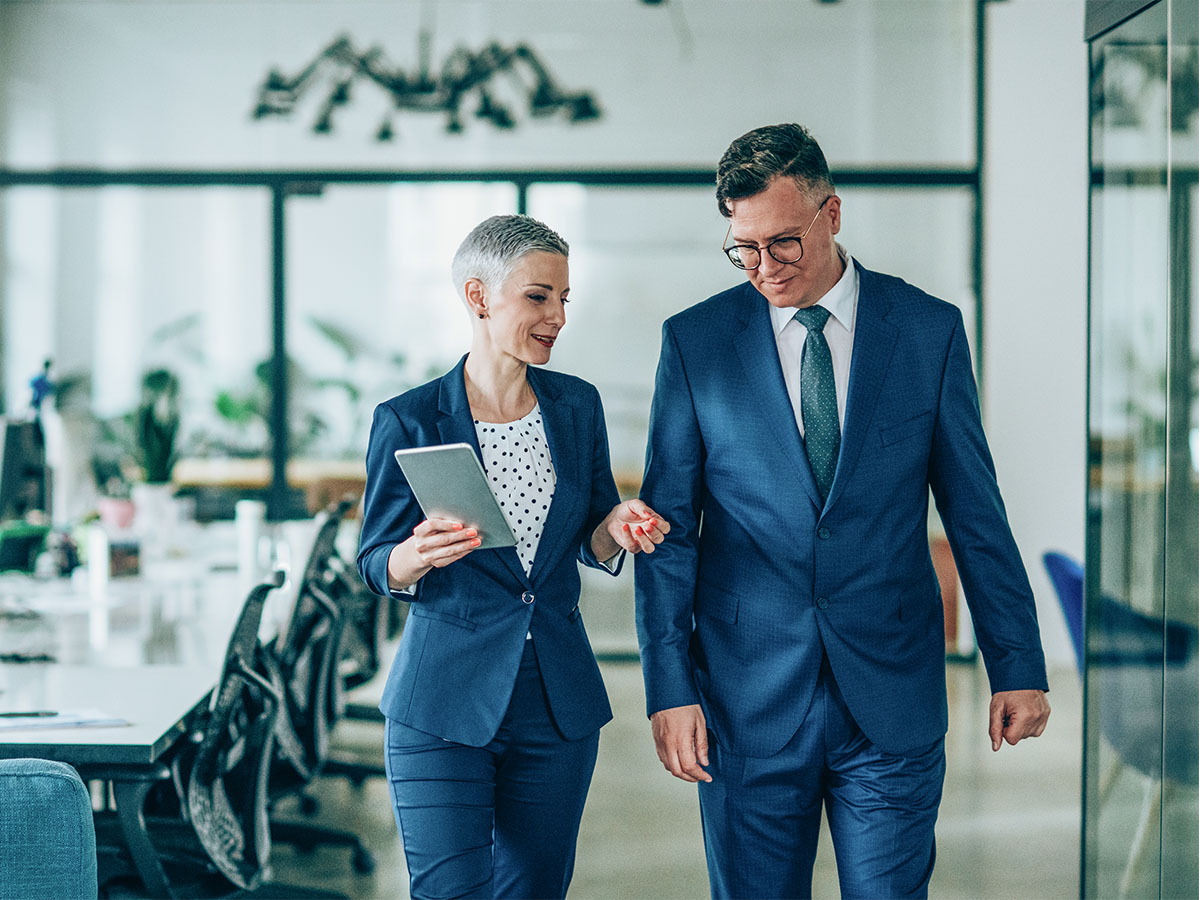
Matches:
[474,404,556,577]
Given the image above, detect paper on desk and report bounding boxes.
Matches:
[0,709,130,730]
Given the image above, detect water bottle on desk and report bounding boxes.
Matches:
[235,500,268,595]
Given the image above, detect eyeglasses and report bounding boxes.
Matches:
[722,195,832,270]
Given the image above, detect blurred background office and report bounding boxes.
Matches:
[0,0,1194,898]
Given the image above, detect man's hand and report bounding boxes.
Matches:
[650,704,712,783]
[989,689,1050,751]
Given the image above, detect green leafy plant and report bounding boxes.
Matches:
[136,369,180,483]
[87,368,181,494]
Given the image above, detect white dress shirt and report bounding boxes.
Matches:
[768,245,859,437]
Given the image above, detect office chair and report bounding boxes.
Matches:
[95,575,339,898]
[186,576,285,890]
[1041,550,1199,898]
[94,576,281,895]
[1042,550,1084,675]
[265,500,376,875]
[314,496,396,786]
[0,758,98,900]
[288,494,395,778]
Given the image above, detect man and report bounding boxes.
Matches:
[635,123,1050,900]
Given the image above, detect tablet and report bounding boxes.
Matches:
[393,443,517,550]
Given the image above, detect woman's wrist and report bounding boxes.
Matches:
[387,539,431,591]
[591,516,621,562]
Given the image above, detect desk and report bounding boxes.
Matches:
[0,664,214,764]
[0,519,305,667]
[172,457,366,516]
[0,519,330,897]
[0,570,273,669]
[0,664,215,897]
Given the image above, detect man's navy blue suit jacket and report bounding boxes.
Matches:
[358,356,622,747]
[635,261,1048,757]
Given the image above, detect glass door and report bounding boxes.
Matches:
[1085,1,1198,896]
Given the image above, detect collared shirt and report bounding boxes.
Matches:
[768,245,859,436]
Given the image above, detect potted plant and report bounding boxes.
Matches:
[128,369,181,543]
[135,368,180,484]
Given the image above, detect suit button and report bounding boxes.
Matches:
[816,596,829,609]
[817,527,831,540]
[521,591,535,604]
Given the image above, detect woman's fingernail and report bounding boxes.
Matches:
[471,538,481,546]
[636,526,646,536]
[623,523,631,531]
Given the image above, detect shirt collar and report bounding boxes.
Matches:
[769,244,858,336]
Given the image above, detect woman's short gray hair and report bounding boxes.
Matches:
[451,214,569,296]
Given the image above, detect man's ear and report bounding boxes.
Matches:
[825,195,842,237]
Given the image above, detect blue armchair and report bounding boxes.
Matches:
[0,757,98,900]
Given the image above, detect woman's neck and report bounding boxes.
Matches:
[463,350,536,423]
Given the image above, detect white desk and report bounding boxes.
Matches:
[0,664,215,765]
[0,538,299,669]
[0,664,218,897]
[0,518,332,898]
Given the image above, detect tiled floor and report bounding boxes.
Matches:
[269,659,1082,900]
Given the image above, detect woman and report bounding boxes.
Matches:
[357,214,668,900]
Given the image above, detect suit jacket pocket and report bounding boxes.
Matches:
[879,410,934,448]
[694,577,741,625]
[408,605,478,631]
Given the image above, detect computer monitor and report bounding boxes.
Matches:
[0,418,49,522]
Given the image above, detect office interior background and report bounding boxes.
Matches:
[0,0,1195,898]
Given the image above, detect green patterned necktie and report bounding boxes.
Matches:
[792,305,840,504]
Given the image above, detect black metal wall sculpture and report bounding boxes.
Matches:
[252,33,601,141]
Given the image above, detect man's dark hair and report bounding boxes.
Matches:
[715,123,835,218]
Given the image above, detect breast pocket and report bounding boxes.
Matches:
[879,411,934,448]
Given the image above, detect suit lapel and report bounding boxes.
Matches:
[526,368,580,582]
[436,355,529,586]
[731,285,823,510]
[823,264,898,512]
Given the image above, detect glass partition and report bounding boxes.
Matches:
[1159,2,1199,894]
[285,182,518,464]
[1085,0,1199,895]
[0,186,271,523]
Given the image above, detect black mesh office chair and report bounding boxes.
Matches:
[265,500,376,875]
[94,575,295,897]
[308,496,396,788]
[186,576,286,891]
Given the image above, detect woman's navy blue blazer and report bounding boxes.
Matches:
[358,356,622,747]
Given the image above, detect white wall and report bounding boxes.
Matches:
[0,0,1090,665]
[0,0,976,169]
[984,0,1088,668]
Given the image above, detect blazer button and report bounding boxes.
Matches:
[817,527,831,540]
[521,591,535,605]
[816,596,830,609]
